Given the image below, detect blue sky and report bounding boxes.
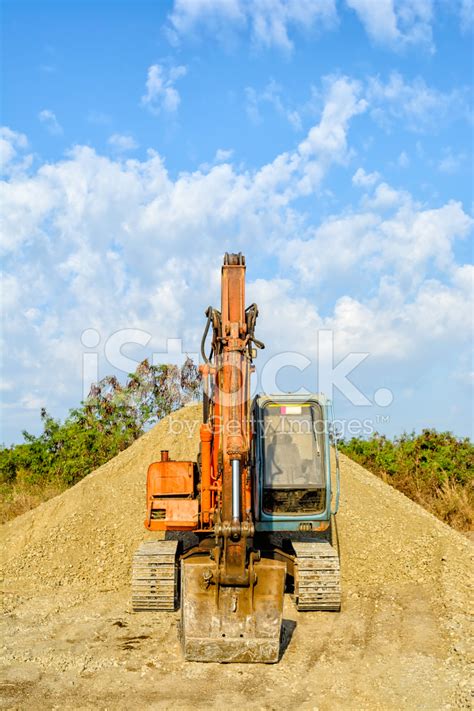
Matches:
[1,0,473,444]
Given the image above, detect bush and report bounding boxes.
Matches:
[0,358,201,520]
[339,430,473,532]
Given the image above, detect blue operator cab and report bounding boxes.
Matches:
[252,394,340,534]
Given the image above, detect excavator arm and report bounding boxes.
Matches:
[181,253,286,663]
[204,253,254,583]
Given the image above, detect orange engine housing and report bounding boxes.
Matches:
[145,450,198,531]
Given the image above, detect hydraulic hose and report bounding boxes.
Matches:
[200,306,213,365]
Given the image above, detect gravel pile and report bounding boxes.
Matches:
[1,404,202,594]
[1,404,472,709]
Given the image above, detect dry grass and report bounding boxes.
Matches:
[0,481,66,524]
[428,481,473,532]
[378,470,473,533]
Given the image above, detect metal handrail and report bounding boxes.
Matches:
[329,401,340,515]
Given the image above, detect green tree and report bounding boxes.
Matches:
[0,357,201,492]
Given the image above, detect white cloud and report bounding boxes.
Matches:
[398,150,410,168]
[1,271,21,310]
[38,109,63,136]
[298,76,367,158]
[352,167,380,188]
[346,0,399,43]
[284,190,472,293]
[86,110,112,125]
[141,64,187,114]
[215,148,234,162]
[367,72,470,132]
[239,76,367,202]
[0,127,30,176]
[166,0,470,55]
[270,202,472,377]
[167,0,337,52]
[437,149,465,174]
[363,182,406,210]
[459,0,473,32]
[245,79,302,130]
[245,87,261,124]
[21,394,45,411]
[329,267,473,360]
[108,134,139,152]
[287,110,302,131]
[247,261,473,389]
[1,73,472,442]
[346,0,434,51]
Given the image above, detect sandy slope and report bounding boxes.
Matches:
[1,405,472,710]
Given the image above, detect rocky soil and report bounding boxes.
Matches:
[1,405,472,710]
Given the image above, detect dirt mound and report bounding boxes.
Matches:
[1,405,472,710]
[1,405,202,595]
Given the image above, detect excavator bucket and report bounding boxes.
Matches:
[181,556,286,663]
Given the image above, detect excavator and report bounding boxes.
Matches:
[132,253,341,663]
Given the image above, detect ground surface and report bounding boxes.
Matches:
[1,405,472,710]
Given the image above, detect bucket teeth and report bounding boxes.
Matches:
[293,542,341,611]
[131,540,178,611]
